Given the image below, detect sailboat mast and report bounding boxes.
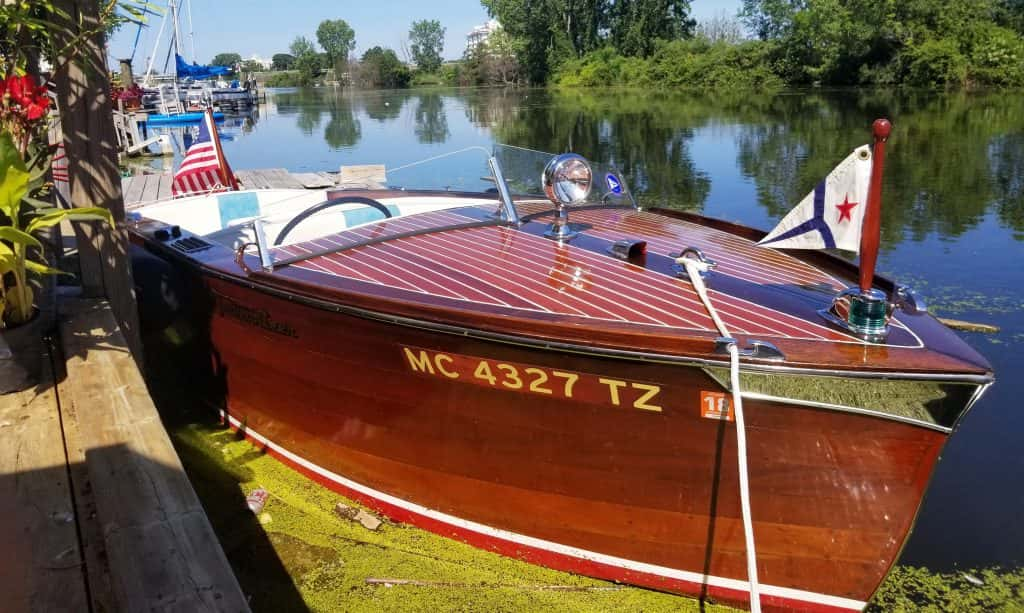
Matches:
[142,4,169,86]
[170,0,181,110]
[186,0,196,63]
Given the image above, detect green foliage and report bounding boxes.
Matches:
[264,71,302,87]
[554,40,783,90]
[358,47,410,89]
[316,19,355,73]
[0,0,150,75]
[410,72,447,87]
[294,50,322,86]
[905,38,968,87]
[544,0,1024,89]
[211,52,241,68]
[483,0,614,83]
[0,133,112,327]
[409,19,445,74]
[271,53,295,71]
[610,0,697,57]
[289,36,316,58]
[458,29,524,86]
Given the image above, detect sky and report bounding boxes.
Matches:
[109,0,743,70]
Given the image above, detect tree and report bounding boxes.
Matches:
[409,19,445,73]
[294,50,322,85]
[482,0,610,83]
[357,46,411,88]
[610,0,696,57]
[317,19,356,70]
[289,36,316,58]
[211,52,242,68]
[272,53,295,70]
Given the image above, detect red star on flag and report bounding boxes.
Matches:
[835,194,859,223]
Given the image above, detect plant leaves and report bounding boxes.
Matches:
[24,259,71,277]
[0,134,30,222]
[25,207,113,234]
[0,227,42,250]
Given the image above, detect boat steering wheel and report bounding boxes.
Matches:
[273,196,393,246]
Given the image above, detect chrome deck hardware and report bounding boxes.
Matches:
[714,337,786,361]
[673,246,717,279]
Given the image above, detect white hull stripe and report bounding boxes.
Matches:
[220,412,867,611]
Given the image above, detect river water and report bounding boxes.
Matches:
[145,86,1023,572]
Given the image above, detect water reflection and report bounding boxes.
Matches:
[324,97,361,150]
[413,93,449,144]
[362,91,408,122]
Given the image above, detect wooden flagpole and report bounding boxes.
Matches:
[205,107,238,190]
[858,118,891,293]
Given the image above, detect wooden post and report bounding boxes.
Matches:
[118,58,135,87]
[51,0,143,359]
[858,118,891,293]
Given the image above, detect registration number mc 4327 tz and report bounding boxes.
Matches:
[401,346,663,413]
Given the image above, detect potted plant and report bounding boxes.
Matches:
[0,73,113,392]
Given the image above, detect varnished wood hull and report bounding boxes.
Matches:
[193,274,949,612]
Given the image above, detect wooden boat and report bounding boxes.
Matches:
[127,134,992,612]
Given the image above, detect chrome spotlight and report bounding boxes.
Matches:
[542,153,592,241]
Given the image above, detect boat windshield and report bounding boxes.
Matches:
[384,144,635,208]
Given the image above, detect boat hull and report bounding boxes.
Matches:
[181,272,951,612]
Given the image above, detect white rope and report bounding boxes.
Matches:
[679,257,762,613]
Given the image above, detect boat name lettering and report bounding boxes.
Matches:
[218,298,298,338]
[401,346,662,412]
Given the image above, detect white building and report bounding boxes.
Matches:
[245,54,271,70]
[466,19,500,53]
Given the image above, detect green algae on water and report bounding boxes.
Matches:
[170,421,1024,612]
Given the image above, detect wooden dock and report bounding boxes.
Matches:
[0,292,249,613]
[123,168,343,206]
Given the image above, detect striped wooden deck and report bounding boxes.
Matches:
[275,205,869,344]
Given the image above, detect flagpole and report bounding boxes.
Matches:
[858,118,891,293]
[205,108,238,191]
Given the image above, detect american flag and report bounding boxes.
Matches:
[171,109,237,196]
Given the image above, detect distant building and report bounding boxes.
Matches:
[245,54,271,70]
[466,19,500,53]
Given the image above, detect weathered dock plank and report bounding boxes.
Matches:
[0,357,89,613]
[140,172,162,203]
[292,172,337,188]
[259,168,305,189]
[122,175,147,205]
[58,296,250,613]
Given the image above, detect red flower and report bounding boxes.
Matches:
[4,75,49,121]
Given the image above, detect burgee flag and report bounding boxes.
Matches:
[757,145,872,253]
[171,108,238,197]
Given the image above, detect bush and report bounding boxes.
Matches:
[968,25,1024,87]
[554,40,783,91]
[264,71,303,87]
[904,38,968,88]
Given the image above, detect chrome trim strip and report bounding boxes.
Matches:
[738,392,954,433]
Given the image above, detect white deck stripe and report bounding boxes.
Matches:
[222,412,866,612]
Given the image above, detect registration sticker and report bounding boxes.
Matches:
[700,391,733,421]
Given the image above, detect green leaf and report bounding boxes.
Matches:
[0,227,42,250]
[0,134,30,222]
[25,207,113,234]
[24,259,71,277]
